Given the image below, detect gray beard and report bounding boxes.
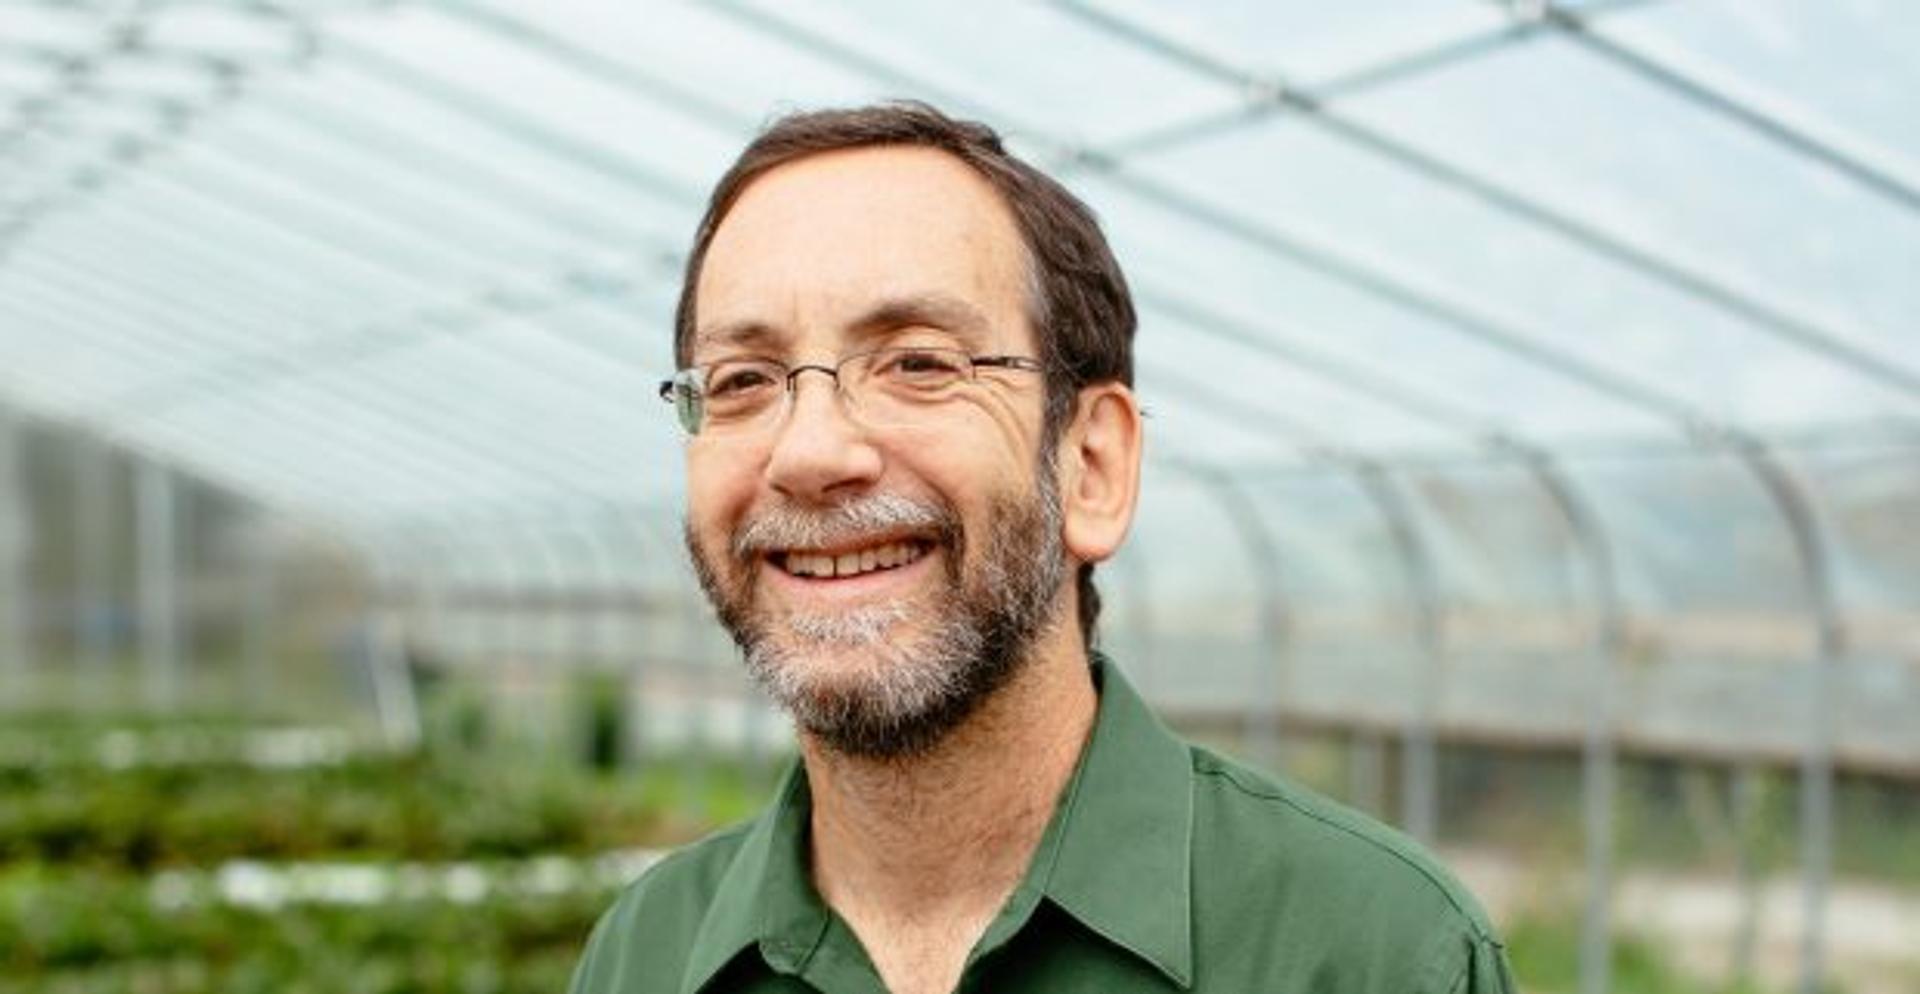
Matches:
[687,479,1065,760]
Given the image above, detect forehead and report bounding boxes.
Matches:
[694,145,1031,355]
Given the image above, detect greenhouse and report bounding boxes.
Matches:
[1,2,1915,992]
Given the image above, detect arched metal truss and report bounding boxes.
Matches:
[3,5,1917,993]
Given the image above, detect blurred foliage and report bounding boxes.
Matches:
[4,709,1907,994]
[1500,912,1825,994]
[0,866,603,994]
[0,704,780,993]
[0,751,772,869]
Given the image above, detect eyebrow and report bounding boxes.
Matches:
[691,319,784,357]
[693,292,996,358]
[845,292,992,344]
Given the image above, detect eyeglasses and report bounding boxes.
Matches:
[659,346,1043,436]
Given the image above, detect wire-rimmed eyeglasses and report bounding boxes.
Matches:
[658,346,1043,436]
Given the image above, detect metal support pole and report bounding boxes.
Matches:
[241,527,277,714]
[1731,762,1765,986]
[74,434,113,681]
[0,405,28,700]
[1186,464,1292,772]
[493,528,548,751]
[363,553,422,751]
[574,513,632,764]
[561,522,611,673]
[556,518,618,764]
[1353,463,1444,842]
[1723,437,1844,994]
[135,458,179,712]
[529,519,593,758]
[473,533,522,726]
[1348,731,1387,816]
[615,512,658,770]
[1510,445,1626,994]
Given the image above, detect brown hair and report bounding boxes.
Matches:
[675,101,1136,648]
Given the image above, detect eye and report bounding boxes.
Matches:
[875,348,966,384]
[705,361,780,398]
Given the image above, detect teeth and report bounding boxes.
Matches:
[783,542,922,578]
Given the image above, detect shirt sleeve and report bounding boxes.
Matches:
[1446,933,1518,994]
[567,893,643,994]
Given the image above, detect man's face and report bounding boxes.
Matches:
[681,146,1068,758]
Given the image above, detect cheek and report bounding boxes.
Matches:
[685,450,754,543]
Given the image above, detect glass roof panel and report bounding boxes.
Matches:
[1128,115,1920,429]
[449,1,883,121]
[1110,470,1271,705]
[142,6,307,60]
[0,295,203,413]
[1783,439,1920,616]
[1075,169,1682,444]
[2,278,259,406]
[139,367,551,512]
[1114,0,1508,88]
[33,96,167,138]
[131,403,481,516]
[1397,462,1583,613]
[33,224,341,337]
[108,167,453,302]
[4,262,233,355]
[152,149,502,289]
[202,114,613,265]
[727,0,1235,145]
[320,6,747,196]
[67,191,425,329]
[255,54,703,243]
[1566,448,1809,614]
[1131,401,1294,468]
[0,6,101,49]
[544,285,679,373]
[0,58,62,91]
[1242,471,1417,613]
[1135,312,1463,451]
[1597,1,1920,164]
[90,56,223,100]
[202,324,654,498]
[187,121,599,278]
[1337,32,1920,360]
[2,1,1914,534]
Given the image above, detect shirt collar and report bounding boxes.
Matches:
[679,766,826,994]
[678,655,1195,993]
[1035,655,1195,987]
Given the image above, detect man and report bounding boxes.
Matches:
[570,102,1514,994]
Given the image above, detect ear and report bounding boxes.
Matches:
[1058,382,1143,565]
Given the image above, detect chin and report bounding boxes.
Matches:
[743,608,1013,760]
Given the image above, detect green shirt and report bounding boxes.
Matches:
[569,658,1515,993]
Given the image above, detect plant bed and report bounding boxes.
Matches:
[0,864,615,994]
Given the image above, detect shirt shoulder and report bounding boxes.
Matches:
[1186,746,1514,993]
[567,821,758,994]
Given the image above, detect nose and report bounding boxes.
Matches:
[763,367,882,504]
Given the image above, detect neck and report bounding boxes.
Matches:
[802,625,1098,927]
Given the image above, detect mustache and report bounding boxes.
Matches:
[731,492,959,559]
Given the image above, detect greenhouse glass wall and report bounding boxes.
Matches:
[1,2,1915,993]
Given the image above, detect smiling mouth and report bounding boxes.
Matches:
[772,539,933,579]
